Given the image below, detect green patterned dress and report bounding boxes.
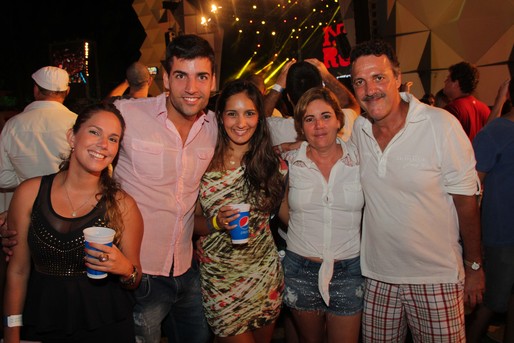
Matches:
[198,163,286,337]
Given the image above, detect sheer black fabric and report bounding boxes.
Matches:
[22,174,135,342]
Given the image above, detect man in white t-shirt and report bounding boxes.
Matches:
[350,39,484,342]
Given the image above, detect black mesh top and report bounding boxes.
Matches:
[28,173,108,276]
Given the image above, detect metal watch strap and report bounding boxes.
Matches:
[464,259,481,270]
[120,265,138,286]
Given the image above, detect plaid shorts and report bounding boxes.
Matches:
[361,279,465,343]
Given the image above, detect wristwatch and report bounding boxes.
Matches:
[464,260,481,271]
[120,265,138,286]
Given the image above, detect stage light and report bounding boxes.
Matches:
[265,59,289,84]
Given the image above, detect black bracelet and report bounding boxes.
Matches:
[206,216,214,233]
[207,216,222,233]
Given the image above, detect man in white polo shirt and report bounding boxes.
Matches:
[350,39,484,342]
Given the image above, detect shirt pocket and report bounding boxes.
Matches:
[288,170,317,212]
[342,182,364,211]
[130,139,164,180]
[192,148,214,183]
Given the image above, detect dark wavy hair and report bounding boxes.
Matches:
[286,61,323,105]
[164,34,215,74]
[210,79,285,212]
[294,87,345,141]
[448,62,479,94]
[59,102,126,244]
[350,39,400,76]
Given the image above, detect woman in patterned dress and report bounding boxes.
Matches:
[194,79,288,342]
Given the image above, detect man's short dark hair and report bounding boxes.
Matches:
[350,39,400,76]
[448,62,479,94]
[286,61,323,105]
[165,34,215,73]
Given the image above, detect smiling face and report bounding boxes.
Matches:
[67,110,122,175]
[351,54,402,123]
[302,99,341,151]
[222,91,259,148]
[163,57,215,120]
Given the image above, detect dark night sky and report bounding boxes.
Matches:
[0,0,346,110]
[0,0,145,107]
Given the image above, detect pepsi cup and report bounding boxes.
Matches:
[83,227,115,279]
[229,204,250,244]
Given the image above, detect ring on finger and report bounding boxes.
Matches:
[98,253,109,262]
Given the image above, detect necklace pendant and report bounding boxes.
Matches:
[229,160,236,165]
[72,211,77,217]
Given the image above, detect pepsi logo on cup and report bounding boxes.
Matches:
[238,215,249,228]
[229,203,250,244]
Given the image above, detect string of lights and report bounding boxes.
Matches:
[196,0,344,82]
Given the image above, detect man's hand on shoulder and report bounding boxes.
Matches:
[274,141,301,155]
[0,211,18,261]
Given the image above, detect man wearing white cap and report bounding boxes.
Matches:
[0,66,77,191]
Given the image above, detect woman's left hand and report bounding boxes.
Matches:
[85,242,133,277]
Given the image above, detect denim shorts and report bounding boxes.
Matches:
[483,245,514,312]
[282,250,364,316]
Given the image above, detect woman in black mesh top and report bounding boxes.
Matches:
[4,103,143,343]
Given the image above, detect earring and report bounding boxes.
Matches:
[71,146,75,153]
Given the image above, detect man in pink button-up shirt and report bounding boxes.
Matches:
[114,35,217,343]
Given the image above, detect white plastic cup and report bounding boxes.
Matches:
[229,204,250,244]
[83,227,115,279]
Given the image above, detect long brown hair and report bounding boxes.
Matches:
[210,79,285,212]
[59,103,126,244]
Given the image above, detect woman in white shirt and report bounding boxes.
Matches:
[278,87,364,343]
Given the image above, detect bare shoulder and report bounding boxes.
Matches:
[115,190,140,214]
[9,177,42,227]
[13,177,42,202]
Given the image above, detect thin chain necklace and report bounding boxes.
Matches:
[227,150,245,166]
[63,174,97,217]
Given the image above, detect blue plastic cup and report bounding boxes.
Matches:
[83,227,115,279]
[229,204,250,244]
